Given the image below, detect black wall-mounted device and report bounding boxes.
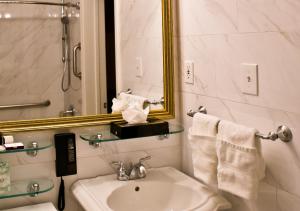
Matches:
[55,133,77,177]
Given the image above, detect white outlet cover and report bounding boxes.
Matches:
[241,63,258,96]
[135,57,143,78]
[184,61,194,84]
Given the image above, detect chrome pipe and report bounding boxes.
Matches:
[0,0,80,9]
[0,100,51,110]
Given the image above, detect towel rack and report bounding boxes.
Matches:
[145,97,164,106]
[187,106,293,143]
[118,88,133,95]
[0,100,51,110]
[118,89,164,106]
[187,106,207,117]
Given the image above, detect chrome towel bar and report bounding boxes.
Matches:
[187,106,293,142]
[0,1,80,9]
[145,97,164,106]
[0,100,51,110]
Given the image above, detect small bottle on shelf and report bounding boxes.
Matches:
[0,160,10,193]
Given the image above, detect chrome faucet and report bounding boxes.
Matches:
[112,156,151,181]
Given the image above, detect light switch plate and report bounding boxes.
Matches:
[241,63,258,96]
[184,61,194,84]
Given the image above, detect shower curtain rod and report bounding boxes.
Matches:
[0,1,80,9]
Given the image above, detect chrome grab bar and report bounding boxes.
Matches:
[0,0,80,9]
[0,100,51,110]
[72,42,81,79]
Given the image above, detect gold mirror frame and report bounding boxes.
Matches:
[0,0,174,133]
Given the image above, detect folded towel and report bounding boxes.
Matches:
[119,93,148,110]
[216,120,265,199]
[189,113,220,188]
[111,98,129,113]
[122,103,149,124]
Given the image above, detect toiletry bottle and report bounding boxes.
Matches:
[0,160,10,193]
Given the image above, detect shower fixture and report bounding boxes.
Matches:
[61,0,71,92]
[0,0,81,92]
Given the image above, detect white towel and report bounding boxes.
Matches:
[111,98,129,113]
[189,113,220,188]
[119,93,148,110]
[216,120,265,200]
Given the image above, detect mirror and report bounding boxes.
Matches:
[0,0,174,133]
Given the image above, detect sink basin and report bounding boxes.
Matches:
[107,182,202,211]
[72,167,231,211]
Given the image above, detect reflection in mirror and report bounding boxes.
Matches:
[0,0,164,122]
[0,0,81,121]
[87,0,164,115]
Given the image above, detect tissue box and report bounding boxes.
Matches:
[110,118,169,139]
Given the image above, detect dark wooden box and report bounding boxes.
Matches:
[110,118,169,139]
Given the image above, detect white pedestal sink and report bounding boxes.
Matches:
[72,167,231,211]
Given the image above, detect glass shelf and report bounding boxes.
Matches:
[0,141,53,154]
[80,124,184,143]
[0,178,54,199]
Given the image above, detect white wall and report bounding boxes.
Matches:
[177,0,300,210]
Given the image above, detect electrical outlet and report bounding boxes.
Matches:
[135,57,143,78]
[241,63,258,95]
[184,61,194,84]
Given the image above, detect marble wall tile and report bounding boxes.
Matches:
[178,36,217,96]
[238,0,300,33]
[116,0,162,40]
[277,189,300,211]
[178,32,300,114]
[177,0,238,36]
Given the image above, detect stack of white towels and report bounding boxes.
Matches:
[189,113,265,200]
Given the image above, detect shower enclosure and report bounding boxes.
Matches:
[0,0,81,120]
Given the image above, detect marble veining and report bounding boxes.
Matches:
[0,1,81,121]
[115,0,164,103]
[178,1,300,210]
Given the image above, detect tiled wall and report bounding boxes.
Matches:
[0,1,81,121]
[2,0,300,210]
[176,0,300,210]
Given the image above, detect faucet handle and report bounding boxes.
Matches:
[139,155,151,163]
[111,161,129,181]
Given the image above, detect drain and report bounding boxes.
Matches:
[135,186,140,192]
